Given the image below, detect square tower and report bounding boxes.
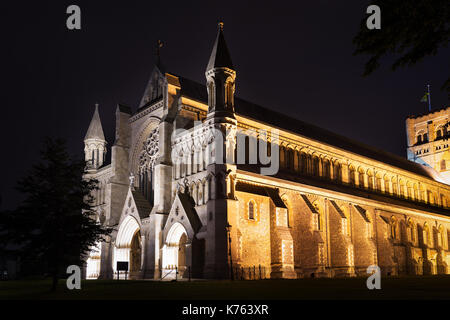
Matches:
[406,106,450,183]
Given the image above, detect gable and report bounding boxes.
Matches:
[163,192,202,242]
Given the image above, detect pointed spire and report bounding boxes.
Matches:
[206,22,234,71]
[84,103,106,141]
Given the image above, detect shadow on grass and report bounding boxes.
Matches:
[2,275,450,300]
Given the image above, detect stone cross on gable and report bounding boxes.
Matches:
[129,172,135,190]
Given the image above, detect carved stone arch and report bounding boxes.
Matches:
[417,129,425,135]
[307,193,320,205]
[285,143,295,150]
[131,116,161,175]
[189,181,196,194]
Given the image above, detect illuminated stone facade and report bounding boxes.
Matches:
[406,107,450,185]
[83,25,450,280]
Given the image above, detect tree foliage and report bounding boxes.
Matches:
[353,0,450,94]
[0,137,111,289]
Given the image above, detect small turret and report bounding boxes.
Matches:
[84,103,107,170]
[205,22,236,120]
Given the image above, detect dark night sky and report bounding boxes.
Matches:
[1,1,449,210]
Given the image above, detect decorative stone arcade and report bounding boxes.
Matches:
[114,216,143,279]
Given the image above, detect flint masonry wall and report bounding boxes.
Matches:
[232,180,450,278]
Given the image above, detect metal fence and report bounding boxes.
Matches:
[232,265,268,280]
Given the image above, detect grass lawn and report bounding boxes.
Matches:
[1,275,450,300]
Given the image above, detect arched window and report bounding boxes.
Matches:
[333,162,341,182]
[407,182,413,200]
[399,180,406,198]
[407,219,416,243]
[423,133,428,143]
[416,134,423,144]
[349,166,356,186]
[367,171,374,190]
[358,169,365,188]
[384,177,390,194]
[208,81,215,108]
[323,159,331,179]
[294,150,300,172]
[279,146,286,169]
[248,201,256,220]
[441,194,447,208]
[427,190,434,204]
[413,184,419,200]
[390,177,397,196]
[306,154,312,175]
[375,174,382,191]
[436,128,443,139]
[300,152,308,174]
[286,148,295,171]
[437,225,444,247]
[423,223,430,246]
[441,159,446,171]
[312,156,320,176]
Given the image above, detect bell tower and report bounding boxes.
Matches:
[84,103,107,171]
[406,106,450,184]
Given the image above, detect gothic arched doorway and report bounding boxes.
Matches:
[162,222,189,279]
[114,216,142,279]
[130,230,142,273]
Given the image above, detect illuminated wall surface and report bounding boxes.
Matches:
[84,26,450,280]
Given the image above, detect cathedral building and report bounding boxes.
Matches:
[83,24,450,280]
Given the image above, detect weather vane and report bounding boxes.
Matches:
[156,40,163,59]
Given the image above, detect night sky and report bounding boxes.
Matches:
[1,1,449,210]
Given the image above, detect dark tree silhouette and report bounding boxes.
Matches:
[353,0,450,96]
[0,137,111,291]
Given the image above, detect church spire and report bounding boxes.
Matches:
[84,103,105,141]
[84,103,107,170]
[205,22,236,119]
[206,22,234,72]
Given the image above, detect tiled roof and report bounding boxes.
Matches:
[131,190,152,219]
